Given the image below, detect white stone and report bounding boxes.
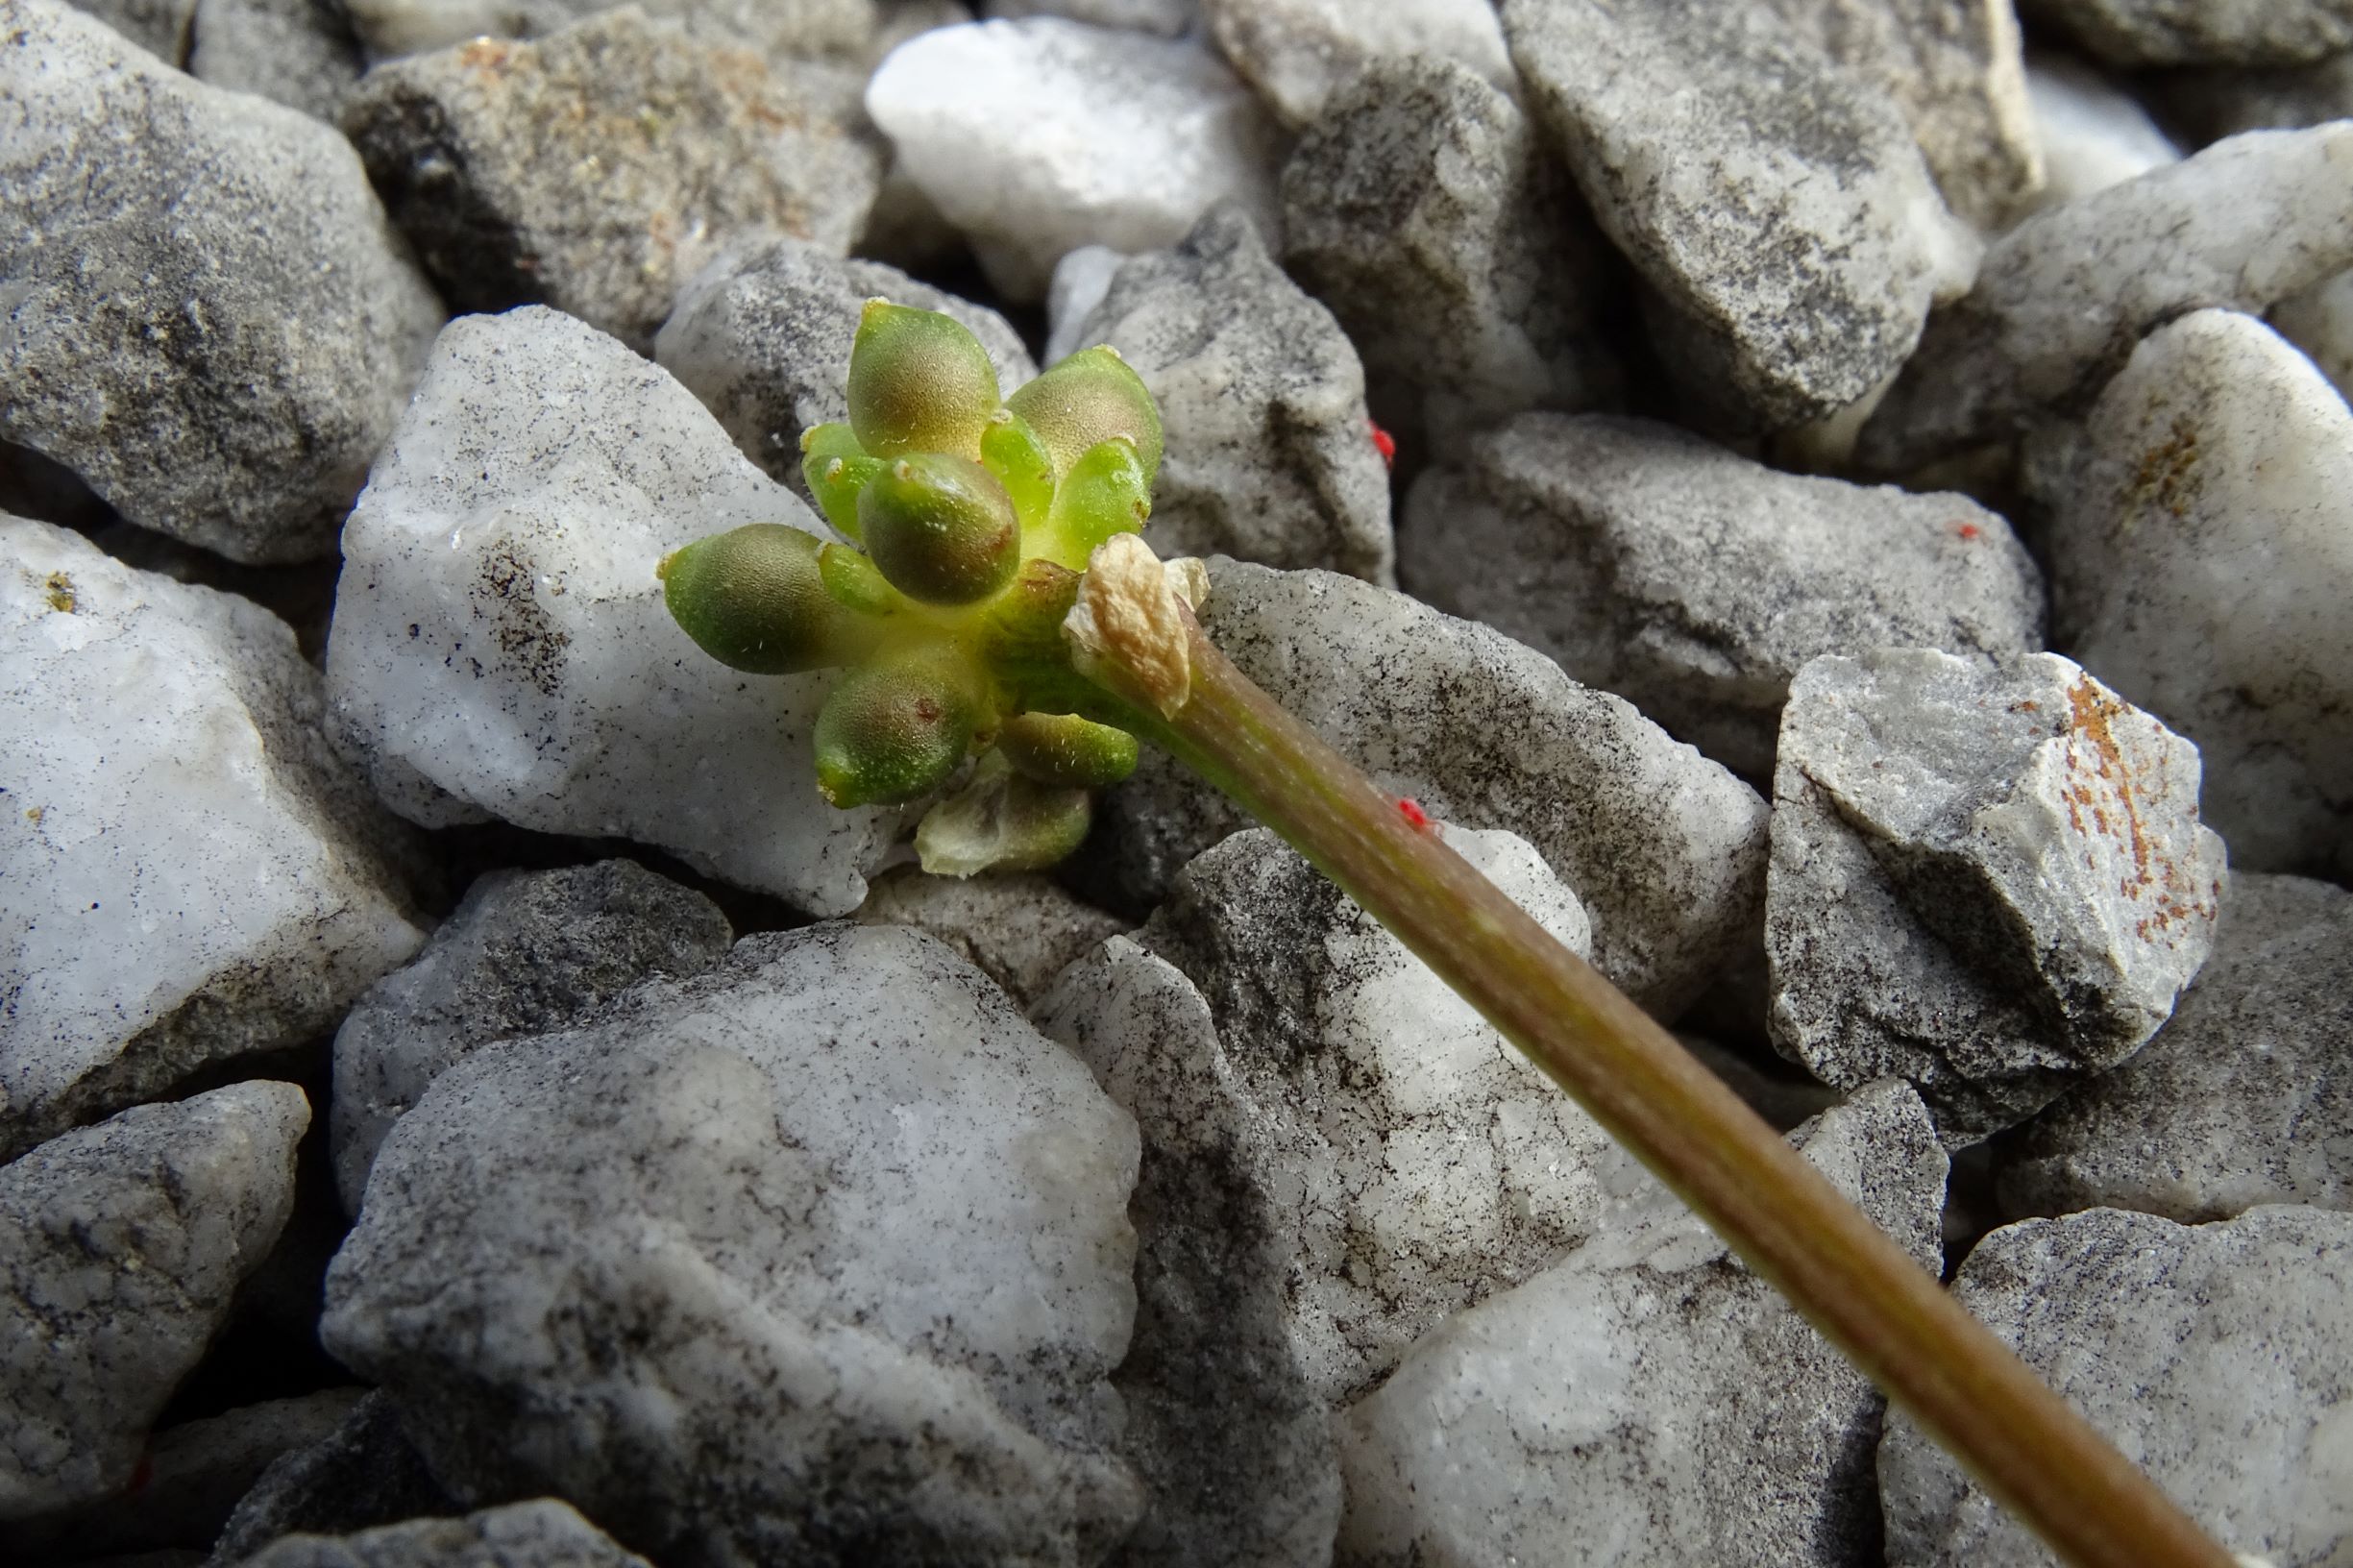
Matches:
[1879,1205,2353,1567]
[2,518,423,1162]
[865,18,1285,301]
[1338,1079,1947,1568]
[1201,0,1514,130]
[1042,244,1125,367]
[850,866,1122,1007]
[0,1082,309,1519]
[2022,52,2181,212]
[322,924,1142,1564]
[324,306,904,916]
[2047,309,2353,880]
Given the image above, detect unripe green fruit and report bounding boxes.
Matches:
[1043,436,1152,565]
[812,651,981,808]
[858,453,1022,606]
[1005,346,1163,485]
[657,523,852,674]
[800,423,882,539]
[995,710,1139,789]
[818,541,901,618]
[980,407,1055,532]
[847,301,1001,459]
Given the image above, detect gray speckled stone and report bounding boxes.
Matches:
[322,306,904,917]
[2042,309,2353,882]
[0,1083,309,1521]
[656,236,1034,492]
[1996,873,2353,1223]
[1401,413,2045,779]
[341,10,884,353]
[61,0,192,56]
[239,1499,649,1568]
[1033,826,1601,1568]
[1,0,443,564]
[1879,1204,2353,1567]
[1281,57,1622,451]
[1201,0,1513,130]
[4,518,425,1164]
[1338,1079,1947,1568]
[322,924,1142,1567]
[208,1392,455,1566]
[1077,206,1394,583]
[340,0,877,63]
[1859,125,2353,471]
[2034,0,2353,66]
[1767,649,2227,1142]
[1501,0,1975,431]
[850,867,1121,1008]
[188,0,364,123]
[1093,558,1773,1018]
[331,860,733,1215]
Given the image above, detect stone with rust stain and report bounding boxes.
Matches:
[1767,648,2226,1142]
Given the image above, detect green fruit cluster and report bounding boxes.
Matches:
[656,301,1161,874]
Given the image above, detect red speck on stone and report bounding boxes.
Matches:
[128,1454,153,1494]
[1368,419,1396,469]
[1397,796,1431,829]
[1956,522,1981,540]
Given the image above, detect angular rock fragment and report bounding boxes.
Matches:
[189,0,365,123]
[1767,649,2226,1141]
[341,10,885,352]
[209,1391,456,1565]
[1401,413,2044,778]
[1859,125,2353,469]
[322,925,1142,1566]
[1338,1079,1946,1568]
[1879,1205,2353,1567]
[240,1499,650,1568]
[0,0,443,563]
[3,518,424,1163]
[1092,559,1773,1017]
[331,860,733,1214]
[865,17,1284,300]
[1077,207,1393,580]
[324,306,903,917]
[850,867,1122,1007]
[0,1084,309,1520]
[656,237,1035,490]
[1034,826,1605,1568]
[1281,58,1622,450]
[1201,0,1514,130]
[340,0,878,63]
[1501,0,1975,429]
[2022,52,2181,209]
[2032,0,2353,66]
[1996,873,2352,1222]
[2045,309,2353,880]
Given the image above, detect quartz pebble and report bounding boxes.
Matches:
[865,18,1284,301]
[850,867,1123,1007]
[1879,1205,2353,1567]
[1093,558,1772,1017]
[341,10,885,352]
[1200,0,1514,131]
[1,0,443,564]
[240,1499,651,1568]
[322,925,1143,1566]
[1501,0,1975,430]
[1338,1079,1946,1568]
[2022,52,2182,210]
[3,518,424,1163]
[2044,309,2353,881]
[1767,649,2226,1142]
[1401,413,2044,778]
[656,237,1035,490]
[1996,873,2353,1223]
[1076,206,1394,581]
[0,1084,309,1520]
[323,306,904,917]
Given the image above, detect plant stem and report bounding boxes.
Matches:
[1116,609,2235,1568]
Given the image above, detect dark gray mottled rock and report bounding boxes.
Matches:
[1077,206,1394,582]
[341,9,885,352]
[656,236,1034,490]
[1767,649,2227,1142]
[1034,826,1601,1568]
[0,1084,309,1520]
[322,925,1142,1567]
[2153,48,2353,141]
[340,0,878,62]
[1996,873,2353,1223]
[1093,559,1773,1018]
[2042,309,2353,881]
[851,867,1122,1007]
[208,1392,456,1566]
[1401,413,2046,778]
[1859,125,2353,470]
[1338,1079,1947,1568]
[1201,0,1513,130]
[2031,0,2353,66]
[331,859,733,1215]
[1281,58,1622,451]
[1501,0,1976,430]
[4,518,425,1164]
[189,0,364,123]
[1,0,443,563]
[1879,1204,2353,1566]
[239,1499,650,1568]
